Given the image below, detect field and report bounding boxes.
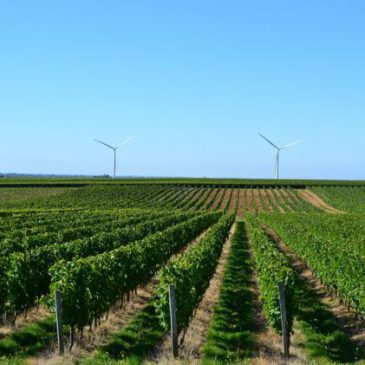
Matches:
[0,180,364,364]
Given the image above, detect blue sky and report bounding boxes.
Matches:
[1,1,364,179]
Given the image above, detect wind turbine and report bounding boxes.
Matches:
[258,133,300,179]
[94,137,134,178]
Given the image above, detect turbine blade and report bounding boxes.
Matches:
[280,140,301,149]
[94,139,115,150]
[258,133,278,149]
[116,136,134,149]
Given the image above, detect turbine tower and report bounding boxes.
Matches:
[258,133,300,179]
[94,137,133,178]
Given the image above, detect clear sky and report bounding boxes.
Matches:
[1,1,364,179]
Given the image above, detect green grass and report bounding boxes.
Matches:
[0,315,57,363]
[81,302,164,364]
[202,221,255,363]
[292,274,361,364]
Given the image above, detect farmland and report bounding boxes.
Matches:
[0,180,364,364]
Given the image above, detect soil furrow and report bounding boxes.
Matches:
[202,189,217,209]
[219,189,232,210]
[209,189,224,211]
[237,189,245,219]
[228,189,238,214]
[298,189,342,214]
[259,190,274,213]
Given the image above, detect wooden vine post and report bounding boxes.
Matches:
[168,284,178,358]
[55,289,64,355]
[278,282,290,359]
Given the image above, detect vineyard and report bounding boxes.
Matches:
[0,181,364,364]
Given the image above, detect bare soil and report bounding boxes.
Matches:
[259,190,274,213]
[209,189,224,211]
[219,189,231,210]
[177,188,199,208]
[191,189,210,210]
[237,189,245,219]
[202,189,217,209]
[252,189,263,211]
[184,189,204,208]
[285,189,302,203]
[246,189,255,213]
[298,189,342,214]
[272,189,291,212]
[278,189,298,211]
[228,189,238,214]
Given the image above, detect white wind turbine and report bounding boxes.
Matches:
[258,133,300,179]
[94,137,134,178]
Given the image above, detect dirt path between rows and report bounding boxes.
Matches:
[209,189,224,211]
[252,189,263,212]
[259,190,274,213]
[273,189,292,212]
[298,189,342,214]
[202,189,217,209]
[237,189,245,219]
[263,226,365,355]
[219,189,231,210]
[191,189,210,210]
[228,189,238,214]
[184,189,205,209]
[264,189,282,213]
[286,189,304,206]
[177,188,199,208]
[246,189,254,213]
[278,189,297,211]
[168,188,193,207]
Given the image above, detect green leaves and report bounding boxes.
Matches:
[0,210,194,316]
[246,216,296,333]
[155,214,235,331]
[49,212,221,329]
[262,213,365,317]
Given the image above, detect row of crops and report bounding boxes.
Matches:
[260,212,365,317]
[0,208,237,361]
[312,186,365,213]
[0,184,364,363]
[0,210,221,322]
[0,185,320,213]
[246,217,359,363]
[0,211,359,363]
[71,216,359,364]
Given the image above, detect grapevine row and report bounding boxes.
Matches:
[246,216,296,333]
[49,212,221,330]
[155,214,234,330]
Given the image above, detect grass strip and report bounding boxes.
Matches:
[82,303,163,364]
[293,273,359,364]
[0,315,59,360]
[202,221,255,363]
